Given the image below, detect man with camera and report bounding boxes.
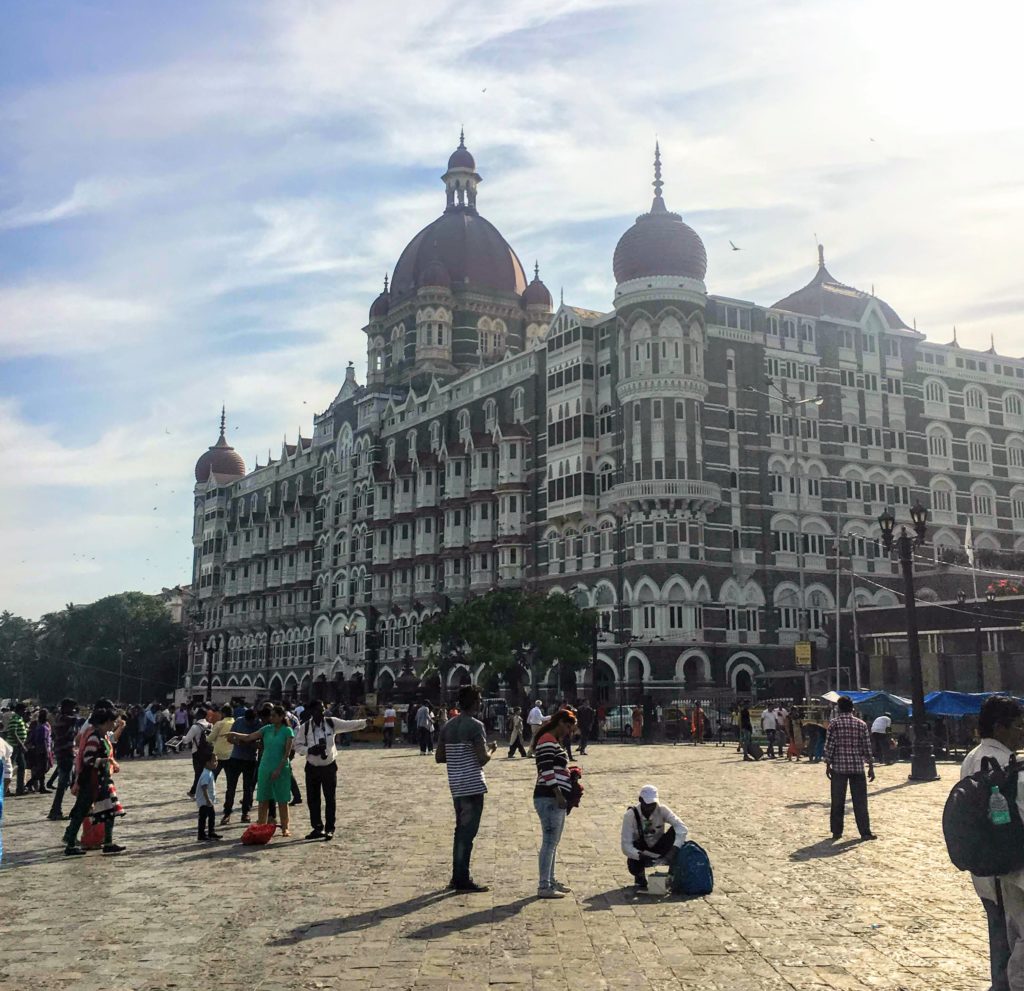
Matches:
[294,699,369,841]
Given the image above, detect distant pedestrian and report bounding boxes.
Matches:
[531,708,577,898]
[577,701,594,755]
[181,715,213,798]
[3,702,28,795]
[383,703,397,749]
[195,754,222,841]
[761,705,779,759]
[691,703,705,745]
[416,701,434,755]
[221,707,259,826]
[436,684,497,892]
[526,701,544,744]
[26,708,53,793]
[48,699,78,820]
[507,708,527,758]
[823,696,876,842]
[740,706,754,760]
[173,703,189,740]
[870,712,893,764]
[631,705,644,743]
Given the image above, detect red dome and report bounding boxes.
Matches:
[523,263,552,308]
[370,289,390,318]
[195,411,245,482]
[418,257,451,288]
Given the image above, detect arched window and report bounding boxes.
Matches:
[390,327,403,365]
[457,410,470,436]
[512,389,525,423]
[430,422,441,450]
[968,430,991,469]
[484,399,496,431]
[1006,393,1024,420]
[972,483,996,519]
[925,379,947,405]
[965,386,986,411]
[927,427,950,461]
[599,461,615,493]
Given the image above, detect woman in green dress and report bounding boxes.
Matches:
[227,704,295,836]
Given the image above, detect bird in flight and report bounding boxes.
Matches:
[729,241,742,251]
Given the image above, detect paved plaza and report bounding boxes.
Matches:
[0,741,990,991]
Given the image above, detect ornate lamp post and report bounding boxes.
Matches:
[204,637,218,704]
[878,502,938,781]
[958,588,997,692]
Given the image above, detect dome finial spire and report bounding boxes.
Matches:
[817,243,825,270]
[534,260,539,280]
[651,141,665,212]
[219,405,226,439]
[383,272,389,292]
[459,125,465,147]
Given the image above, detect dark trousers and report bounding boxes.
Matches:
[579,728,591,754]
[451,794,484,886]
[765,728,779,758]
[871,733,891,763]
[197,805,215,839]
[830,771,871,837]
[290,770,302,804]
[627,828,676,883]
[62,775,98,848]
[419,727,433,754]
[983,892,1011,991]
[305,761,337,832]
[222,758,256,816]
[508,735,527,758]
[383,727,394,748]
[188,753,203,796]
[11,746,26,793]
[49,756,75,817]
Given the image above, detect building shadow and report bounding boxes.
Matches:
[267,890,456,944]
[404,896,534,940]
[789,838,861,861]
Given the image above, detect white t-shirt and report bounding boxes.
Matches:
[760,709,777,730]
[195,768,217,808]
[870,716,892,734]
[527,706,544,727]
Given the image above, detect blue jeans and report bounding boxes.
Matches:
[48,756,75,817]
[452,794,484,887]
[533,795,566,890]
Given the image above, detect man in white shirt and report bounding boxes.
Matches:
[870,713,893,764]
[181,717,212,798]
[760,705,779,759]
[621,784,688,891]
[294,699,369,840]
[526,701,544,744]
[961,695,1024,991]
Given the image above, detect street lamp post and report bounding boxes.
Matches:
[958,588,996,691]
[204,638,217,704]
[878,502,938,781]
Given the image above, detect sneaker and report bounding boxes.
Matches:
[831,833,843,841]
[634,879,648,891]
[289,798,303,807]
[64,846,87,856]
[47,812,66,821]
[324,831,334,841]
[240,813,251,823]
[102,844,126,855]
[220,814,231,827]
[198,835,209,842]
[552,881,572,893]
[453,881,490,893]
[537,888,566,899]
[209,832,223,841]
[305,828,324,840]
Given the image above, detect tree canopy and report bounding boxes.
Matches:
[0,593,186,704]
[419,588,596,693]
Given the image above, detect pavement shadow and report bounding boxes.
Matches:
[785,776,930,810]
[268,890,456,943]
[790,838,862,861]
[404,896,533,940]
[581,887,642,911]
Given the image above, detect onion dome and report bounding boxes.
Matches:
[613,143,707,284]
[522,261,553,308]
[195,407,246,483]
[369,274,390,319]
[447,128,476,170]
[773,245,911,331]
[418,256,451,288]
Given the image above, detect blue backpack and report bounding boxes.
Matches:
[670,840,714,896]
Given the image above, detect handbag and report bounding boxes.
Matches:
[241,823,277,846]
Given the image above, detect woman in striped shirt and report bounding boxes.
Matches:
[530,709,577,899]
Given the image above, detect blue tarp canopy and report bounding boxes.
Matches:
[821,690,911,722]
[909,691,997,718]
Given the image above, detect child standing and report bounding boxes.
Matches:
[196,754,221,842]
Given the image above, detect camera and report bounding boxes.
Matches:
[309,742,328,759]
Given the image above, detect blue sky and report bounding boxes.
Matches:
[3,0,1024,617]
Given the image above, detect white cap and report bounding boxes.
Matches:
[639,784,658,804]
[534,700,542,706]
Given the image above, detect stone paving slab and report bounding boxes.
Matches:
[0,743,990,991]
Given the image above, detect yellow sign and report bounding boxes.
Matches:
[795,641,813,668]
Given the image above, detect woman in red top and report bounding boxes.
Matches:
[530,709,577,899]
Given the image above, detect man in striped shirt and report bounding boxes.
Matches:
[436,684,497,893]
[2,703,28,796]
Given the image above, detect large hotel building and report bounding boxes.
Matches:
[187,135,1023,703]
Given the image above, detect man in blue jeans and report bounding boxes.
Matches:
[47,699,79,820]
[436,684,496,893]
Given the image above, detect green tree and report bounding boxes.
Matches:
[420,588,596,698]
[0,611,40,701]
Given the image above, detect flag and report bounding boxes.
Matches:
[964,517,975,567]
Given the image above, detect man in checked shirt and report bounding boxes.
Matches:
[824,696,877,841]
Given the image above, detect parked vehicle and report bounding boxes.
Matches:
[603,705,637,736]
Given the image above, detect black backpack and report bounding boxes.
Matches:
[194,726,214,763]
[943,755,1024,877]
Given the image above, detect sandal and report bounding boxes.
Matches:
[280,828,292,837]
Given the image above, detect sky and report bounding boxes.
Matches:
[3,0,1024,619]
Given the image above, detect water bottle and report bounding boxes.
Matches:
[990,786,1012,826]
